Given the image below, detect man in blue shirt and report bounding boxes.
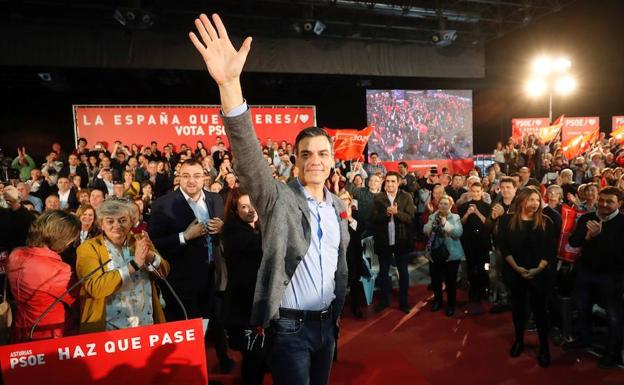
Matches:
[189,13,349,385]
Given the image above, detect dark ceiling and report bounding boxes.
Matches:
[3,0,577,46]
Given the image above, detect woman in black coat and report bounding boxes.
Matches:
[338,190,368,318]
[222,188,265,385]
[498,186,556,368]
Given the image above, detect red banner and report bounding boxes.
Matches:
[382,159,474,176]
[74,105,316,151]
[511,118,550,142]
[613,116,624,132]
[325,126,373,161]
[561,116,600,142]
[558,204,584,262]
[0,319,208,385]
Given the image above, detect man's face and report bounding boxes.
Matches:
[452,176,463,188]
[101,158,111,168]
[113,184,124,197]
[52,143,61,152]
[68,154,79,166]
[499,182,516,200]
[370,154,379,165]
[469,185,483,201]
[519,168,530,181]
[384,176,399,194]
[16,184,28,199]
[147,163,158,175]
[102,170,112,182]
[89,190,105,208]
[398,164,407,175]
[179,163,205,197]
[57,177,70,192]
[45,196,60,210]
[597,193,621,217]
[295,135,333,187]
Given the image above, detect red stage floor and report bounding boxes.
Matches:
[208,285,624,385]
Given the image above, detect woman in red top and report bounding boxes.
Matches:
[7,210,81,342]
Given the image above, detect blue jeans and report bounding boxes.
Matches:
[267,316,336,385]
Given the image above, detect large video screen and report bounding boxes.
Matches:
[366,90,473,161]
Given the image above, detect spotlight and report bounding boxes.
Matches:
[313,20,326,36]
[555,76,576,95]
[37,72,52,82]
[525,78,547,97]
[554,57,571,72]
[532,56,552,76]
[430,30,457,47]
[113,7,155,30]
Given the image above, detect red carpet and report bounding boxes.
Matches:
[208,285,624,385]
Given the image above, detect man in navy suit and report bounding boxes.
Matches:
[147,158,233,371]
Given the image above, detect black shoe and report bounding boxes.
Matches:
[445,306,455,317]
[538,346,550,368]
[219,357,235,374]
[400,304,412,314]
[509,340,524,358]
[430,301,442,312]
[374,301,389,313]
[489,303,511,314]
[526,319,537,332]
[598,354,619,369]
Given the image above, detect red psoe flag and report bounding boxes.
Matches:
[561,128,599,160]
[325,126,374,161]
[539,115,564,143]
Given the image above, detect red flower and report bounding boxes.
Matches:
[340,211,348,220]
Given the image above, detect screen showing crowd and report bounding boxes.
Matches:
[366,89,473,161]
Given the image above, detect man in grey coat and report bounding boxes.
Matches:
[189,13,349,385]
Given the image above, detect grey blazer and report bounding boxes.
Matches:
[222,110,350,327]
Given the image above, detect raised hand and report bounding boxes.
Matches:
[189,14,252,88]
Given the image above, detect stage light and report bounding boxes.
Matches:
[555,76,576,95]
[313,20,326,36]
[525,78,547,97]
[554,57,571,72]
[532,56,552,76]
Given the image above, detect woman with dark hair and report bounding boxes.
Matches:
[222,189,266,385]
[7,210,81,341]
[498,186,556,367]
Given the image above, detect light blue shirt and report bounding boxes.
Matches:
[280,180,340,311]
[27,195,43,213]
[224,102,341,311]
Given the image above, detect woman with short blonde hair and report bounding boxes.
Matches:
[77,198,169,333]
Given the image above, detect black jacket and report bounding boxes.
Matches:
[222,216,262,327]
[147,189,224,296]
[569,211,624,273]
[59,164,89,188]
[372,190,416,256]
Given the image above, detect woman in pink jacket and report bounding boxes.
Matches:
[8,210,81,342]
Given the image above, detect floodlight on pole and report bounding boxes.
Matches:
[532,56,552,76]
[554,57,571,72]
[555,75,576,95]
[525,78,547,97]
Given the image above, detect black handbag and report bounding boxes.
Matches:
[430,232,450,263]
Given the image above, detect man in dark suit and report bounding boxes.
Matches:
[59,154,89,188]
[372,171,416,313]
[53,176,79,211]
[146,161,171,198]
[147,159,232,371]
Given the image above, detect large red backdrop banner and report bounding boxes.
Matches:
[613,116,624,132]
[73,105,316,150]
[0,319,208,385]
[561,116,600,142]
[511,117,550,142]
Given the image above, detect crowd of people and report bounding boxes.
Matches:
[367,90,473,160]
[1,13,623,385]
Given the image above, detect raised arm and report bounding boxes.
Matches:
[189,13,251,114]
[189,14,278,217]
